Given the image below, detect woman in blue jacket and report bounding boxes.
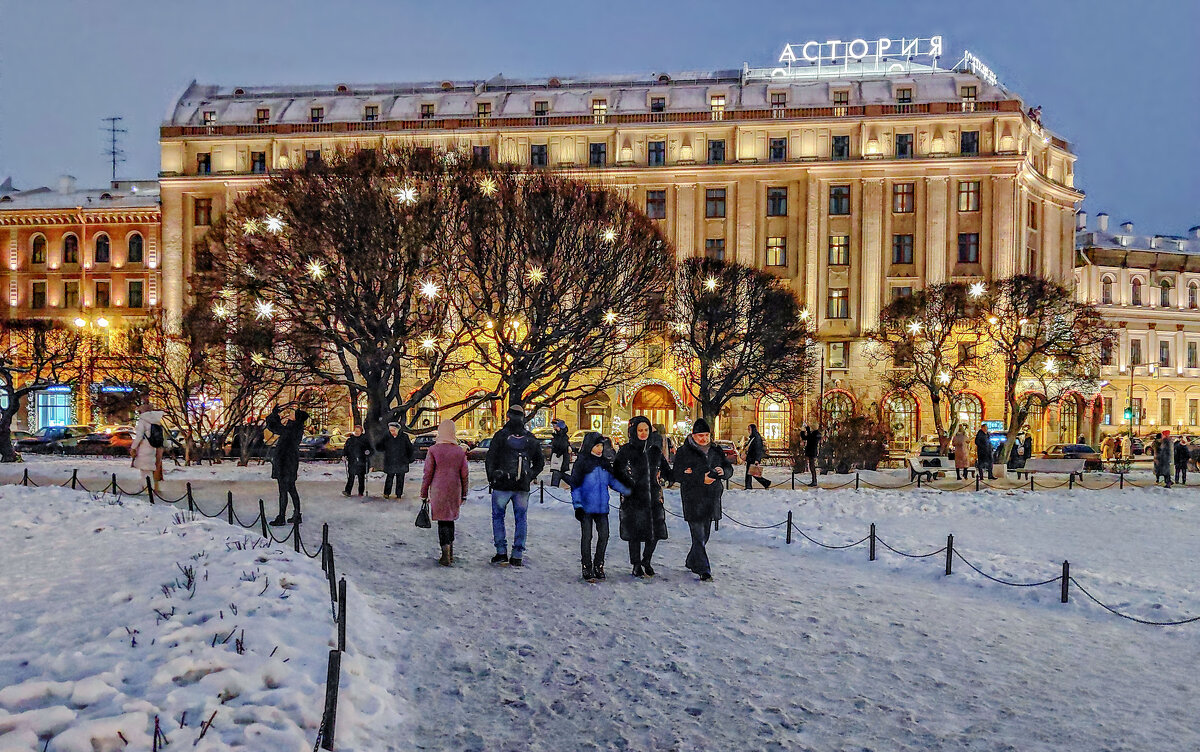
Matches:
[571,432,632,582]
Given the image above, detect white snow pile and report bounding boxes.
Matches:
[0,485,401,751]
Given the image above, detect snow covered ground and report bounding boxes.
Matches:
[0,484,402,751]
[3,458,1199,750]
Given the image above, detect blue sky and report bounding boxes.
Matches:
[1,0,1196,233]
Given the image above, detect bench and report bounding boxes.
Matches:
[907,456,979,482]
[1013,458,1086,481]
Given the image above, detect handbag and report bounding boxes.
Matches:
[415,500,431,529]
[748,464,764,478]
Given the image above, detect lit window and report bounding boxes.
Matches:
[533,101,548,125]
[766,237,786,266]
[893,183,915,213]
[771,92,787,117]
[363,105,379,122]
[832,90,849,116]
[202,110,216,125]
[255,108,270,124]
[477,102,491,126]
[828,236,849,266]
[960,85,977,112]
[827,289,849,319]
[957,181,981,212]
[592,99,607,124]
[421,103,435,120]
[710,94,726,121]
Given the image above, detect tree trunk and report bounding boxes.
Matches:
[0,405,18,463]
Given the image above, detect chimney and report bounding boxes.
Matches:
[1120,221,1134,234]
[1097,212,1109,232]
[57,175,77,194]
[1075,210,1087,231]
[1189,226,1200,240]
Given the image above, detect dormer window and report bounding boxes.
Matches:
[256,108,270,124]
[477,102,492,126]
[533,100,549,125]
[896,88,913,104]
[710,95,726,121]
[592,99,607,124]
[202,110,216,125]
[310,107,324,123]
[650,97,666,122]
[420,104,435,120]
[363,105,379,122]
[832,90,849,116]
[960,86,977,112]
[770,92,786,118]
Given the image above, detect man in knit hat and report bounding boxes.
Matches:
[484,404,545,567]
[672,418,733,581]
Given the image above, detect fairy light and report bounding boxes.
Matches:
[907,321,922,335]
[264,215,285,234]
[420,280,439,299]
[479,177,497,196]
[213,303,232,320]
[938,371,951,384]
[307,260,326,280]
[602,227,617,244]
[1045,357,1057,374]
[703,276,719,292]
[604,310,618,324]
[421,337,437,351]
[243,218,260,235]
[250,352,267,366]
[394,186,418,205]
[527,266,546,284]
[799,309,811,321]
[969,281,986,298]
[254,300,275,320]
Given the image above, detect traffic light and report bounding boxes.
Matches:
[1123,407,1133,420]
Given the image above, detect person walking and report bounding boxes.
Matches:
[342,424,372,497]
[974,426,996,480]
[742,424,772,489]
[1007,433,1025,471]
[799,423,820,487]
[130,402,166,491]
[266,405,308,526]
[571,431,632,581]
[1099,435,1113,463]
[1154,430,1174,487]
[421,419,469,567]
[674,418,733,582]
[376,422,415,499]
[1023,434,1034,465]
[549,418,572,488]
[1173,435,1189,486]
[485,405,544,567]
[613,416,673,578]
[950,426,969,480]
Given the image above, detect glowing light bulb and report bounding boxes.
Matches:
[264,215,285,234]
[969,281,986,298]
[307,260,326,280]
[602,227,617,244]
[254,300,275,320]
[527,266,545,284]
[420,280,439,299]
[479,177,497,196]
[96,318,109,328]
[251,353,266,365]
[704,276,719,292]
[1045,358,1057,374]
[421,337,436,351]
[73,317,87,328]
[799,309,811,321]
[243,218,260,235]
[938,371,951,384]
[604,310,618,324]
[394,186,418,205]
[907,321,922,335]
[213,303,232,320]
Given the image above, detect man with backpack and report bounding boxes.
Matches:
[484,405,545,567]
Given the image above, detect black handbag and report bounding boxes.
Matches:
[415,501,431,529]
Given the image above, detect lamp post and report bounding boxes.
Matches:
[72,315,111,425]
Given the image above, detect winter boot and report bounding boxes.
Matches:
[448,543,454,564]
[641,561,655,577]
[269,515,288,527]
[594,563,606,581]
[762,479,773,489]
[632,563,645,578]
[582,562,594,581]
[287,513,302,524]
[490,553,509,565]
[438,545,451,567]
[510,557,523,567]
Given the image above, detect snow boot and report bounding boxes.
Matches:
[510,558,523,567]
[448,543,454,564]
[491,553,509,565]
[594,563,606,581]
[641,561,655,577]
[699,572,714,582]
[287,513,302,524]
[582,563,594,581]
[269,515,288,527]
[341,491,350,498]
[762,479,772,489]
[438,545,451,567]
[632,563,645,578]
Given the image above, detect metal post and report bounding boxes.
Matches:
[791,470,795,490]
[320,650,341,751]
[869,523,876,561]
[539,480,544,504]
[855,472,860,490]
[292,517,301,553]
[70,468,78,489]
[258,499,267,538]
[111,472,118,494]
[1068,473,1074,490]
[146,476,155,503]
[321,523,330,572]
[1030,474,1035,491]
[786,511,793,544]
[227,491,234,525]
[21,468,29,486]
[945,534,954,576]
[1061,561,1070,603]
[337,578,347,652]
[1119,472,1124,490]
[326,544,337,606]
[186,483,195,512]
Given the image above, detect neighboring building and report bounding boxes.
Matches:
[0,176,162,429]
[158,40,1081,447]
[1076,213,1200,444]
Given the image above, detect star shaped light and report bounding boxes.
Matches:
[527,266,546,284]
[243,218,260,235]
[703,276,719,292]
[212,303,232,320]
[421,337,437,351]
[907,321,922,335]
[799,309,811,321]
[307,260,326,280]
[264,215,285,234]
[969,281,986,298]
[250,352,267,366]
[254,300,275,320]
[420,280,439,299]
[394,186,419,205]
[938,371,951,384]
[604,310,618,324]
[1044,358,1057,374]
[479,177,498,196]
[602,227,617,244]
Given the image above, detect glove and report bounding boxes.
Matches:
[574,508,586,521]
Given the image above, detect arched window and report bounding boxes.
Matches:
[1023,393,1048,452]
[1101,276,1113,305]
[756,394,792,450]
[1058,395,1082,444]
[821,390,855,427]
[949,392,984,430]
[1160,279,1172,308]
[94,234,110,264]
[883,392,919,451]
[63,234,79,264]
[31,235,46,264]
[1190,281,1198,310]
[127,233,144,264]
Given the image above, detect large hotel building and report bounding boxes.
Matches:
[19,39,1193,452]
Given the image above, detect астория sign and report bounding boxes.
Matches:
[744,36,947,81]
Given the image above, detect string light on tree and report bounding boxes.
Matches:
[798,309,811,321]
[264,215,285,234]
[602,227,617,244]
[1044,357,1058,374]
[254,300,276,320]
[242,218,260,235]
[420,280,440,299]
[907,320,923,335]
[969,281,987,298]
[479,176,498,196]
[393,186,419,205]
[938,370,951,384]
[603,310,618,324]
[212,302,232,320]
[526,266,546,284]
[307,260,326,280]
[703,276,719,292]
[250,352,267,366]
[421,337,437,352]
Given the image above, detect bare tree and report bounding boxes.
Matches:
[670,258,816,427]
[0,321,84,461]
[979,275,1111,460]
[867,282,989,449]
[434,166,676,413]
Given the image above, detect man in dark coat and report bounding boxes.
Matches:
[743,424,772,489]
[1154,431,1174,487]
[549,418,572,488]
[974,427,996,480]
[484,405,545,566]
[342,424,372,497]
[266,405,309,526]
[1174,435,1190,485]
[614,416,673,577]
[674,418,733,581]
[375,422,416,499]
[799,423,820,487]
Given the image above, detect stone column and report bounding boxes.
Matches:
[161,185,184,332]
[991,175,1016,278]
[860,178,884,329]
[805,175,820,315]
[925,176,948,283]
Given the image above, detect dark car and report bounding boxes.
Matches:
[467,437,491,462]
[77,429,136,456]
[17,425,91,454]
[412,434,437,461]
[1042,443,1103,471]
[715,439,740,465]
[299,433,347,460]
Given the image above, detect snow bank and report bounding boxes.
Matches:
[0,486,401,751]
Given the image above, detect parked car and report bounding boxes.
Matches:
[467,437,492,462]
[455,429,480,449]
[412,433,437,460]
[715,439,740,465]
[10,430,32,442]
[17,425,92,454]
[299,432,348,460]
[77,429,136,456]
[569,429,590,452]
[1041,443,1103,471]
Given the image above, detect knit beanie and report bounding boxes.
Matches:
[691,418,712,435]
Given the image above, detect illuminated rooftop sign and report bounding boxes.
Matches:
[744,36,947,81]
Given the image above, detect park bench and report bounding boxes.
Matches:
[1013,458,1086,481]
[907,456,975,482]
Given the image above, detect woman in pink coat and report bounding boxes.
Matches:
[951,426,969,480]
[421,419,469,566]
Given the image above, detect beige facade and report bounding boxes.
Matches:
[158,60,1081,445]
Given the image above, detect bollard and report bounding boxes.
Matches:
[258,499,268,539]
[337,578,347,652]
[326,544,338,606]
[945,534,954,576]
[292,517,301,553]
[320,649,341,751]
[975,473,981,492]
[227,491,234,525]
[786,511,793,544]
[539,480,544,505]
[869,523,876,561]
[186,483,195,512]
[1030,474,1035,492]
[855,472,860,491]
[321,523,330,572]
[1119,472,1124,490]
[111,472,118,494]
[791,471,795,490]
[146,476,155,504]
[70,468,78,489]
[1061,561,1070,603]
[21,468,29,486]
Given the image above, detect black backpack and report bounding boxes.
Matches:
[148,424,164,449]
[493,433,532,485]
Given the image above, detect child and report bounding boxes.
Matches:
[570,432,632,582]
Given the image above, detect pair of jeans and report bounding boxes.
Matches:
[685,520,712,575]
[277,480,300,518]
[579,513,609,567]
[629,539,658,566]
[491,490,529,557]
[438,520,455,546]
[384,472,406,497]
[976,460,996,480]
[344,468,365,495]
[1176,466,1188,484]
